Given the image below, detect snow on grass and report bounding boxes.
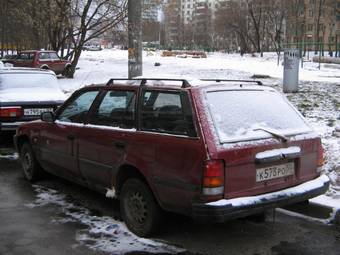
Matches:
[26,185,184,255]
[284,82,340,197]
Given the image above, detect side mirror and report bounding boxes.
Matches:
[41,112,55,123]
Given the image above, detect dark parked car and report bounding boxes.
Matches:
[0,54,18,65]
[11,50,72,77]
[14,78,329,237]
[0,68,66,132]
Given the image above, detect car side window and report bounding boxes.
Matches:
[141,90,196,136]
[19,53,33,60]
[90,90,136,129]
[49,52,59,60]
[39,53,50,60]
[58,91,99,124]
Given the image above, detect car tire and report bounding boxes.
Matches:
[120,178,162,237]
[20,142,44,182]
[63,66,73,78]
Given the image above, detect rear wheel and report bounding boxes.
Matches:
[120,178,162,237]
[63,66,73,78]
[20,142,44,182]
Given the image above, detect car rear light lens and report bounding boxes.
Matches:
[317,145,324,172]
[0,107,22,118]
[202,159,224,195]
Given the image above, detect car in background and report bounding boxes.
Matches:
[0,54,18,65]
[0,68,66,132]
[11,50,72,78]
[83,45,102,51]
[14,78,329,237]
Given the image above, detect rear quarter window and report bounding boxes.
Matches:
[141,90,196,136]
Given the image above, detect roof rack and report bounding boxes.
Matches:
[106,78,191,88]
[200,79,263,85]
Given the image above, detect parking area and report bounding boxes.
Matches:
[0,134,339,255]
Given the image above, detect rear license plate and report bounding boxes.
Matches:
[256,162,295,182]
[24,108,53,116]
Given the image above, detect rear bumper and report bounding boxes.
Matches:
[192,175,330,222]
[0,121,26,131]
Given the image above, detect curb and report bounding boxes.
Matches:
[309,201,340,225]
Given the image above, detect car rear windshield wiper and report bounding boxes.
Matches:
[253,127,289,142]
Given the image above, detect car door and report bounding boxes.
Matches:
[38,52,51,69]
[15,53,33,67]
[77,88,137,191]
[48,52,64,73]
[133,89,206,210]
[39,89,100,181]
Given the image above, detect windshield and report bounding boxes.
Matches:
[0,73,58,90]
[206,89,312,143]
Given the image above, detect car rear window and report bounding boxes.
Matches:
[206,89,312,143]
[0,73,58,89]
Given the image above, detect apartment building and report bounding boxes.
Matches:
[286,0,340,51]
[164,0,230,47]
[143,0,160,22]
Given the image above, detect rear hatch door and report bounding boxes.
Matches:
[204,87,321,199]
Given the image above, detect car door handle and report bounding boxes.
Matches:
[114,142,126,150]
[67,134,75,141]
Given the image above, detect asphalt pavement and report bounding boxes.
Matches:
[0,132,339,255]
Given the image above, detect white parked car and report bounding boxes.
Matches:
[0,68,66,131]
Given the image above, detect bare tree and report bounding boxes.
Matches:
[61,0,127,77]
[246,0,269,56]
[265,0,287,63]
[313,0,326,53]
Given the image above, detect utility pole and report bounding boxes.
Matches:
[128,0,143,79]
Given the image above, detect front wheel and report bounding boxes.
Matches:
[120,178,162,237]
[20,143,44,182]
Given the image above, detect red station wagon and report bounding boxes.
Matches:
[14,78,330,237]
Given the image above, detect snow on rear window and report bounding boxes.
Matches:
[0,73,58,90]
[206,90,311,143]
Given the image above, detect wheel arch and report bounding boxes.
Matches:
[115,164,163,208]
[115,164,148,196]
[40,65,49,70]
[16,134,30,152]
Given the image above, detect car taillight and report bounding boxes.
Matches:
[0,107,22,118]
[317,145,324,172]
[202,159,224,196]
